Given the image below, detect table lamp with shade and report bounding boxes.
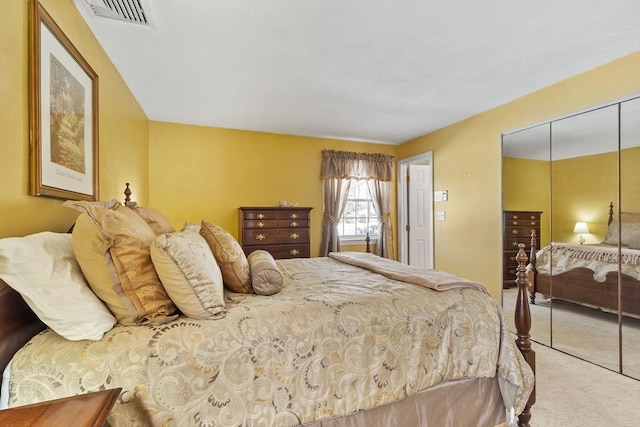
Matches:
[573,221,589,245]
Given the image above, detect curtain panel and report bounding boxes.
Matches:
[320,150,395,259]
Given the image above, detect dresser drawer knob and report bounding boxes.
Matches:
[530,221,536,225]
[257,222,265,228]
[290,233,300,240]
[512,229,519,235]
[257,214,265,219]
[512,241,518,247]
[290,213,298,219]
[290,249,300,256]
[529,216,536,220]
[513,215,519,219]
[512,221,519,225]
[255,234,266,241]
[290,221,298,227]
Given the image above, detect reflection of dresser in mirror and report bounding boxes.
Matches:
[502,210,541,289]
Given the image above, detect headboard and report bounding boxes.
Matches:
[0,282,46,388]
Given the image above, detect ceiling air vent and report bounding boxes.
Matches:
[82,0,152,26]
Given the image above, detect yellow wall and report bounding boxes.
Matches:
[398,52,640,299]
[0,0,148,238]
[147,121,397,257]
[551,152,618,244]
[621,146,640,212]
[503,157,550,247]
[504,147,639,247]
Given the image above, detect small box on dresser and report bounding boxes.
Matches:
[239,207,312,259]
[503,210,542,289]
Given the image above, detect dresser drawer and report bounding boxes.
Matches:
[276,210,310,220]
[277,219,309,228]
[242,211,278,221]
[505,225,539,239]
[243,219,278,229]
[243,228,310,246]
[505,237,540,251]
[503,252,518,267]
[245,244,310,259]
[504,211,540,222]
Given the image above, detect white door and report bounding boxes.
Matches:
[408,164,432,268]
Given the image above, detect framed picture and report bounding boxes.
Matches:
[29,0,99,201]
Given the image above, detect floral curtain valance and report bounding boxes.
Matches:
[320,150,394,182]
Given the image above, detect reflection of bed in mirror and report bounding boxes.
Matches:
[529,204,640,318]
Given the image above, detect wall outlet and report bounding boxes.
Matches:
[437,211,446,221]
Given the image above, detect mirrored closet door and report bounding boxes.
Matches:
[501,95,640,379]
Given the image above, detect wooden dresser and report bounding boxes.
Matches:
[503,210,542,289]
[239,207,312,259]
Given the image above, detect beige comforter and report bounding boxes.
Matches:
[7,256,533,426]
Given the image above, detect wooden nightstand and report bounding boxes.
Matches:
[0,388,121,427]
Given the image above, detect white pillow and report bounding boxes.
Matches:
[151,231,226,320]
[0,232,116,341]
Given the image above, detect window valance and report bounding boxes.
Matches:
[320,150,394,182]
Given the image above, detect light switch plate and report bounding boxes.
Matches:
[437,211,446,221]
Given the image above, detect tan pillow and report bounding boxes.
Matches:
[151,231,226,320]
[125,201,175,235]
[621,212,640,223]
[200,221,251,293]
[603,221,640,247]
[248,250,283,296]
[65,200,177,325]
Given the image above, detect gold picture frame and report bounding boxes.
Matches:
[29,0,99,201]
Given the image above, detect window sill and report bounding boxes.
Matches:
[340,236,378,245]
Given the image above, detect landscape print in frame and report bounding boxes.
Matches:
[30,0,98,201]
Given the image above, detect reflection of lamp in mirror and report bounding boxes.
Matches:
[573,221,589,245]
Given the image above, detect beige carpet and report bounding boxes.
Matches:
[502,288,640,426]
[502,287,640,379]
[525,343,640,427]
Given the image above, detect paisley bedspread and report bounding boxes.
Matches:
[6,256,533,426]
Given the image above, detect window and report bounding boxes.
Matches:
[338,180,379,239]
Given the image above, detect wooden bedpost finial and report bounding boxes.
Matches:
[515,242,535,427]
[608,202,614,226]
[124,183,131,204]
[365,232,371,253]
[528,230,537,305]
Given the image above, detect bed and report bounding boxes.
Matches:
[0,186,535,426]
[529,204,640,317]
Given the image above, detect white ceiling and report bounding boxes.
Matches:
[502,96,640,160]
[72,0,640,145]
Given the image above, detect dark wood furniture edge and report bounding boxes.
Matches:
[515,242,535,427]
[533,268,639,317]
[0,282,46,389]
[0,387,121,427]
